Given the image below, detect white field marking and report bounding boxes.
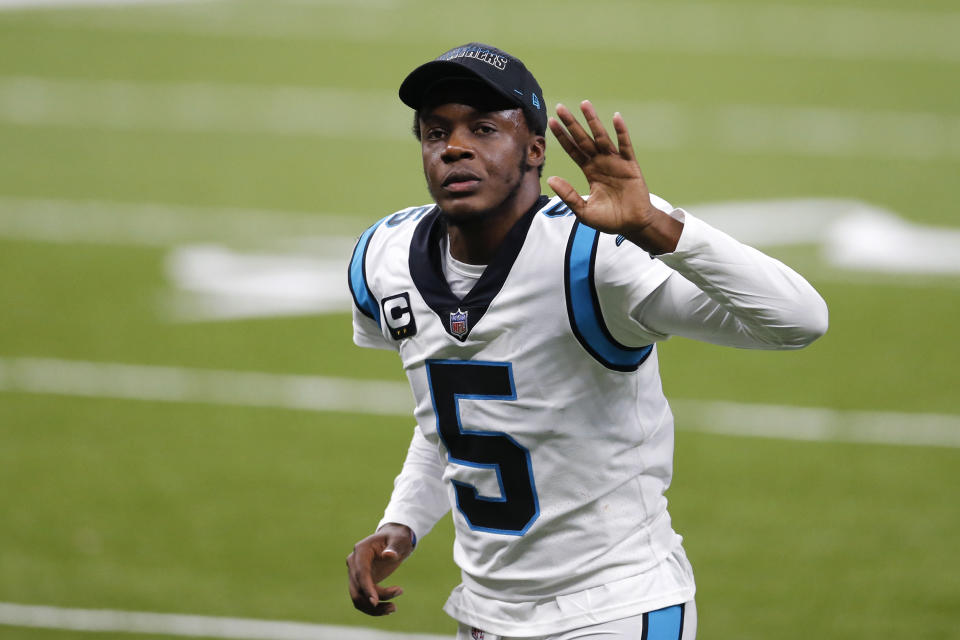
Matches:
[0,196,364,322]
[669,399,960,449]
[3,196,960,321]
[1,357,958,449]
[21,0,960,64]
[4,195,958,266]
[0,0,214,9]
[0,195,927,249]
[0,358,413,415]
[690,199,960,275]
[275,0,401,7]
[713,104,960,160]
[0,357,416,416]
[2,76,960,159]
[0,77,412,140]
[0,602,451,640]
[164,244,356,320]
[158,199,960,320]
[686,198,855,247]
[0,196,365,246]
[824,208,960,274]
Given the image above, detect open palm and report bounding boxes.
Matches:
[547,101,660,236]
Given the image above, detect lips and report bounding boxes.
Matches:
[441,171,482,193]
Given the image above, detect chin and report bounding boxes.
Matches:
[434,194,490,221]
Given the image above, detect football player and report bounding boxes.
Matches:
[346,43,828,640]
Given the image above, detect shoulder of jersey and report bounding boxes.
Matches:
[357,197,582,250]
[347,204,434,326]
[360,203,436,249]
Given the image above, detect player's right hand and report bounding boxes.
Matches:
[346,523,414,616]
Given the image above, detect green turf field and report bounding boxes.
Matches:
[1,1,958,638]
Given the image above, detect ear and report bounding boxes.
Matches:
[527,134,546,169]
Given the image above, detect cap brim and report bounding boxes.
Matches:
[398,60,519,112]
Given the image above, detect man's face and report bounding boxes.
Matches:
[419,83,543,222]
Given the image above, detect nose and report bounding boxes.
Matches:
[441,127,475,163]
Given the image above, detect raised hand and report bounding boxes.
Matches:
[547,101,682,254]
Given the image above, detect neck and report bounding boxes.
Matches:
[445,176,541,265]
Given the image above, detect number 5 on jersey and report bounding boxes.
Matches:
[426,360,540,535]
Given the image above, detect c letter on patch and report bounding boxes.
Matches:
[382,292,417,340]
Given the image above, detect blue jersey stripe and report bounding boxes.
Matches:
[348,215,390,326]
[565,222,653,372]
[645,604,684,640]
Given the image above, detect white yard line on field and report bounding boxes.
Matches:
[0,196,364,246]
[674,400,960,449]
[1,357,958,449]
[0,601,451,640]
[2,76,959,159]
[0,357,416,416]
[0,0,215,9]
[0,77,412,139]
[2,195,958,322]
[11,0,960,64]
[4,194,960,277]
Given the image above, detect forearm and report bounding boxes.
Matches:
[377,426,450,542]
[639,210,828,349]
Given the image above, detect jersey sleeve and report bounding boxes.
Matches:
[594,198,828,350]
[352,305,393,350]
[632,210,828,349]
[348,215,395,351]
[377,425,451,543]
[633,209,829,349]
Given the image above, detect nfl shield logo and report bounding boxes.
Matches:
[450,309,469,339]
[471,629,485,640]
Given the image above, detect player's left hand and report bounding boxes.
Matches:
[547,101,682,254]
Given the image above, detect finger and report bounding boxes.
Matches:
[348,567,380,609]
[360,569,379,607]
[548,117,588,166]
[547,176,586,216]
[581,100,616,155]
[370,601,398,616]
[351,590,397,617]
[347,547,380,607]
[381,531,409,560]
[366,585,403,616]
[612,111,636,161]
[555,103,598,156]
[347,566,402,613]
[347,575,364,606]
[377,584,404,600]
[348,574,377,615]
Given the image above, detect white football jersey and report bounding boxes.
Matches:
[350,195,697,635]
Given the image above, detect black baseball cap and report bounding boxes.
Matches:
[399,42,547,135]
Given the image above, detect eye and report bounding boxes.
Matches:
[475,124,496,135]
[424,128,446,141]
